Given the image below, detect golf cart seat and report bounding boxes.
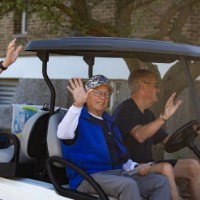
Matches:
[0,111,49,178]
[47,112,118,200]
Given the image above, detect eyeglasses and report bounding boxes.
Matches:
[93,90,112,99]
[144,82,159,89]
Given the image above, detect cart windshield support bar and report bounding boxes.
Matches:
[181,56,200,125]
[83,56,94,78]
[37,51,55,116]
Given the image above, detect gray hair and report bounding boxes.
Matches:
[128,69,155,95]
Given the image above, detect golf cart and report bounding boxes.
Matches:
[0,37,200,200]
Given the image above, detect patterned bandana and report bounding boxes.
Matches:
[85,74,113,91]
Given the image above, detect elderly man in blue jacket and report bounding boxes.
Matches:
[57,74,170,200]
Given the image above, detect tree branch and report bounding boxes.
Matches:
[114,0,156,37]
[144,0,199,41]
[169,0,198,43]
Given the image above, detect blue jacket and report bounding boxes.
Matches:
[61,106,129,190]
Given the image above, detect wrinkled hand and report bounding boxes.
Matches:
[162,92,182,120]
[137,165,151,176]
[3,38,23,68]
[67,78,92,107]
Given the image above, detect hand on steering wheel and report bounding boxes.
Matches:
[165,120,198,153]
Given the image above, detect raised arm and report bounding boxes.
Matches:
[131,92,182,143]
[57,78,91,139]
[0,38,22,73]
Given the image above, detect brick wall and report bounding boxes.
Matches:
[0,13,15,56]
[1,0,200,57]
[0,13,69,56]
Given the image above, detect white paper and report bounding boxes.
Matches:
[122,161,155,175]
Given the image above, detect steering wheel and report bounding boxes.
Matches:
[165,120,198,153]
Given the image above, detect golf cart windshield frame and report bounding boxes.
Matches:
[25,37,200,125]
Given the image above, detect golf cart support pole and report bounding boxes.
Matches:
[180,56,200,126]
[37,51,56,116]
[83,56,95,78]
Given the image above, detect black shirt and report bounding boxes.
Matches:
[112,98,168,163]
[90,115,121,167]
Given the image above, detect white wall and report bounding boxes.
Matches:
[0,55,180,80]
[0,56,130,80]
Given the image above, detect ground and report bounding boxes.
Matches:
[177,179,191,200]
